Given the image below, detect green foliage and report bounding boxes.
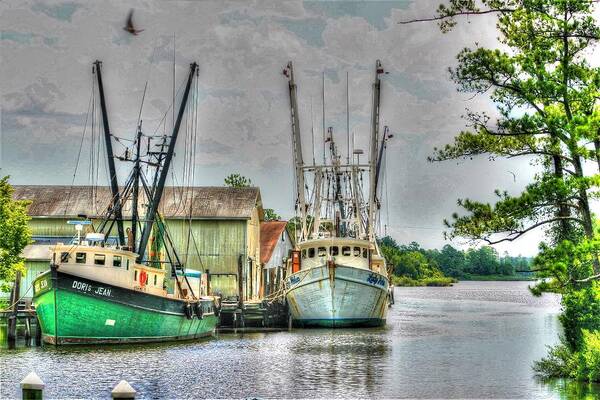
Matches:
[378,236,530,283]
[420,0,600,383]
[534,338,578,379]
[224,173,252,188]
[0,176,31,292]
[560,282,600,351]
[392,275,456,287]
[263,208,281,221]
[577,329,600,382]
[534,330,600,383]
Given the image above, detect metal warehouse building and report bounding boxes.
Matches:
[12,185,265,302]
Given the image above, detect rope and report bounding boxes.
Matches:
[1,283,33,312]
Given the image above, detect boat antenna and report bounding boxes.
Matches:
[172,32,176,129]
[322,71,326,165]
[346,71,350,164]
[311,96,316,166]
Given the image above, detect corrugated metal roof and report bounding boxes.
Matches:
[260,221,289,264]
[12,185,261,220]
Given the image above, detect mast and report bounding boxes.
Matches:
[368,60,383,240]
[131,124,142,252]
[137,62,198,263]
[94,60,125,246]
[284,62,307,240]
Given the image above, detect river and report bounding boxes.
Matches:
[1,281,599,399]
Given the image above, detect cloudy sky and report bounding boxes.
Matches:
[1,0,578,256]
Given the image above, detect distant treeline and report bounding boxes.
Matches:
[378,236,533,280]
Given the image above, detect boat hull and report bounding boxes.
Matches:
[33,269,218,345]
[285,264,389,328]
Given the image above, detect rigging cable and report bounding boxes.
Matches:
[64,76,95,217]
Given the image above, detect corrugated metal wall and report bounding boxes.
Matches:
[26,217,249,298]
[29,217,248,275]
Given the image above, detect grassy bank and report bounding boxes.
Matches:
[392,276,457,287]
[460,274,535,281]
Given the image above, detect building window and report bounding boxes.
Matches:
[60,252,70,263]
[94,254,106,265]
[353,247,361,257]
[308,248,315,258]
[342,246,351,256]
[330,246,339,256]
[318,247,327,257]
[113,255,122,267]
[75,252,86,264]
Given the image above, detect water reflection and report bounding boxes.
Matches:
[0,282,594,399]
[540,378,600,399]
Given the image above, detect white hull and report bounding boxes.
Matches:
[285,264,389,327]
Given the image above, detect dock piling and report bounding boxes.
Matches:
[111,380,137,399]
[35,317,42,346]
[20,372,44,400]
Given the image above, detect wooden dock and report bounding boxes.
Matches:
[218,298,289,329]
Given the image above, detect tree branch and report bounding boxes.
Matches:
[398,9,516,25]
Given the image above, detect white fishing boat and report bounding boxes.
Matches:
[283,61,393,328]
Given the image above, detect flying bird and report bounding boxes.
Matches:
[123,9,144,35]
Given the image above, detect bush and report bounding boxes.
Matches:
[577,330,600,382]
[533,339,577,379]
[533,332,600,383]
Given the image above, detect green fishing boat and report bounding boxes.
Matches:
[33,60,218,345]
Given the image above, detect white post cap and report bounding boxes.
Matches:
[20,372,45,390]
[111,380,136,398]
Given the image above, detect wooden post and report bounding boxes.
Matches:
[205,269,210,296]
[24,316,31,346]
[20,372,44,400]
[111,380,136,399]
[237,254,244,308]
[35,317,42,346]
[7,270,21,347]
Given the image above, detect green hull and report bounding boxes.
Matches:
[33,269,218,345]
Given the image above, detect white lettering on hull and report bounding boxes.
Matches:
[71,280,113,297]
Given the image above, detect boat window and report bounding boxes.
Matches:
[126,259,130,270]
[353,247,361,257]
[308,248,315,258]
[60,252,70,263]
[301,249,307,259]
[154,274,157,286]
[94,254,106,266]
[75,252,86,264]
[362,248,368,258]
[134,270,138,281]
[318,247,327,257]
[342,246,351,256]
[113,255,122,267]
[330,246,339,256]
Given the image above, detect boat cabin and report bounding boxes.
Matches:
[52,241,168,297]
[295,238,386,275]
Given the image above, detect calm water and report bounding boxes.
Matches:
[1,281,599,399]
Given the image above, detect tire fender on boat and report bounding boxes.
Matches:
[194,302,204,319]
[184,303,193,319]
